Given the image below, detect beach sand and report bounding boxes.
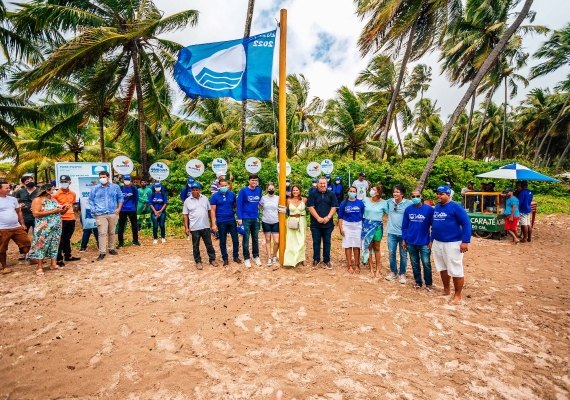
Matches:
[1,215,568,399]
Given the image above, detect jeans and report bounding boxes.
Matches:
[57,220,76,261]
[118,211,139,244]
[81,228,99,250]
[407,244,432,286]
[191,228,216,263]
[95,214,119,254]
[218,220,239,261]
[388,233,407,275]
[151,212,166,239]
[242,218,260,260]
[310,226,334,263]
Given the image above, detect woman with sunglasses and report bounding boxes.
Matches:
[338,186,365,273]
[385,185,413,284]
[361,183,388,277]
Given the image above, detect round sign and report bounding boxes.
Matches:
[112,156,134,175]
[245,157,262,174]
[211,158,228,176]
[277,162,291,177]
[185,159,205,177]
[306,162,321,177]
[320,159,334,175]
[149,162,170,181]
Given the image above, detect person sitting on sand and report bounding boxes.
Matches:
[430,185,472,305]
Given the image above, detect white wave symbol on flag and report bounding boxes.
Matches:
[192,43,246,90]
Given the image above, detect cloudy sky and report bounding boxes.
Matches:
[157,0,567,121]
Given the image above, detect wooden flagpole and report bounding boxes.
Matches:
[278,9,287,265]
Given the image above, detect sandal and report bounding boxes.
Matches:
[49,265,64,270]
[413,284,421,289]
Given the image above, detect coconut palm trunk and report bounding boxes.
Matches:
[535,93,570,165]
[98,114,105,162]
[500,75,508,160]
[557,134,570,168]
[240,0,255,153]
[394,119,405,158]
[472,89,495,159]
[416,0,534,191]
[130,43,149,178]
[379,22,416,159]
[463,93,476,159]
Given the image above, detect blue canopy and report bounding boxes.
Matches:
[476,163,559,182]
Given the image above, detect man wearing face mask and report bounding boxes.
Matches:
[210,178,240,267]
[402,190,434,290]
[308,178,318,197]
[137,179,152,230]
[333,176,344,203]
[88,170,124,261]
[53,175,81,267]
[179,177,195,201]
[117,175,140,248]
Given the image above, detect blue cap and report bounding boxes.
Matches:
[311,178,317,183]
[191,182,202,189]
[336,176,341,180]
[436,185,451,194]
[325,174,331,178]
[186,177,195,185]
[123,174,131,180]
[154,182,162,187]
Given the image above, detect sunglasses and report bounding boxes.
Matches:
[393,204,398,211]
[411,195,421,198]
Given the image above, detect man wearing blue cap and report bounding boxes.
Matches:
[308,178,318,197]
[183,182,218,269]
[431,185,472,304]
[117,175,140,247]
[179,177,195,201]
[333,176,344,203]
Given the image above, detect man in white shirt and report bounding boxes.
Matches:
[0,181,31,274]
[183,182,218,270]
[352,172,371,201]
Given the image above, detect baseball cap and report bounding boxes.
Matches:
[186,177,195,185]
[191,182,202,189]
[335,176,341,180]
[325,174,330,178]
[59,175,71,183]
[503,187,514,193]
[122,174,131,180]
[311,178,317,183]
[153,182,162,188]
[436,185,452,195]
[359,172,366,177]
[468,180,474,184]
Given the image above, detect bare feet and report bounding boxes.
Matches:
[355,266,361,274]
[348,267,354,274]
[35,269,45,276]
[1,267,13,274]
[49,265,64,270]
[439,290,451,296]
[448,297,463,305]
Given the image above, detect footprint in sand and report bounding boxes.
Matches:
[89,338,113,366]
[234,314,252,331]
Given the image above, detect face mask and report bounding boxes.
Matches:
[268,190,275,195]
[286,182,290,187]
[51,190,56,196]
[154,187,161,192]
[411,197,421,205]
[348,192,357,199]
[336,180,340,184]
[312,183,317,188]
[26,181,35,188]
[124,180,131,186]
[60,182,70,189]
[188,183,193,187]
[369,190,377,197]
[219,186,228,193]
[99,178,108,185]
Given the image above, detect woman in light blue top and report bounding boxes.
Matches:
[361,183,388,277]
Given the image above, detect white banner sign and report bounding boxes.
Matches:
[149,162,170,181]
[112,155,134,175]
[245,157,262,174]
[186,159,205,177]
[211,158,228,176]
[320,159,334,175]
[306,162,321,177]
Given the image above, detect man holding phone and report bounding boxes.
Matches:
[53,175,81,267]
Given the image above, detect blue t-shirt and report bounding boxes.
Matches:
[237,186,262,219]
[505,196,520,217]
[338,199,365,222]
[333,183,344,203]
[402,203,433,246]
[148,190,168,210]
[432,201,472,243]
[120,185,139,212]
[386,198,413,235]
[180,186,192,201]
[210,190,237,223]
[517,188,533,213]
[363,198,388,221]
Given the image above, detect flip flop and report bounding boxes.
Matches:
[35,269,45,276]
[49,266,64,270]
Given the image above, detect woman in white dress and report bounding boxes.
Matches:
[338,186,365,273]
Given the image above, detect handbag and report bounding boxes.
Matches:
[287,217,299,230]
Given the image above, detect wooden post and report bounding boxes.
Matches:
[278,9,287,265]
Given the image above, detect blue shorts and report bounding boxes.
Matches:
[262,222,279,233]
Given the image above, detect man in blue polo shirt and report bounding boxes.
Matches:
[402,190,434,290]
[237,174,263,268]
[88,170,123,261]
[117,174,140,247]
[210,178,241,267]
[431,185,472,304]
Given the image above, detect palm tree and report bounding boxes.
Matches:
[405,64,432,102]
[354,0,461,159]
[406,98,444,158]
[417,0,535,191]
[11,0,199,178]
[0,0,43,64]
[0,94,44,162]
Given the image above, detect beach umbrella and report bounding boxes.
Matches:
[476,163,559,182]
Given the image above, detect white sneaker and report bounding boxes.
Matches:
[385,272,397,281]
[186,235,191,241]
[254,257,262,266]
[161,238,166,244]
[399,275,407,284]
[153,239,158,245]
[244,259,252,268]
[267,258,273,267]
[272,256,278,265]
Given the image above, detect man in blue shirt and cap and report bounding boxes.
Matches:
[210,177,241,266]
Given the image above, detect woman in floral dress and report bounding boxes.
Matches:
[29,184,67,275]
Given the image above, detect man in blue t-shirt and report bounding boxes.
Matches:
[237,174,263,268]
[402,190,434,290]
[210,178,241,267]
[431,185,472,305]
[117,174,140,247]
[385,185,413,284]
[516,180,533,242]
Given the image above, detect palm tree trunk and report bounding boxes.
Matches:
[535,93,570,165]
[472,88,494,159]
[352,149,357,160]
[98,114,105,162]
[74,152,79,162]
[240,0,255,153]
[379,22,416,159]
[542,135,553,166]
[130,43,149,179]
[556,135,570,168]
[463,93,476,159]
[416,0,534,191]
[500,76,507,160]
[394,119,405,158]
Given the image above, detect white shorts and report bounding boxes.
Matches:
[342,220,362,248]
[519,213,531,226]
[432,240,464,278]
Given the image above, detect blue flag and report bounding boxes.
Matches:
[174,30,277,102]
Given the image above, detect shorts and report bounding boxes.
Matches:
[504,216,519,232]
[373,226,383,242]
[519,213,531,226]
[0,227,31,254]
[432,240,464,278]
[262,222,279,233]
